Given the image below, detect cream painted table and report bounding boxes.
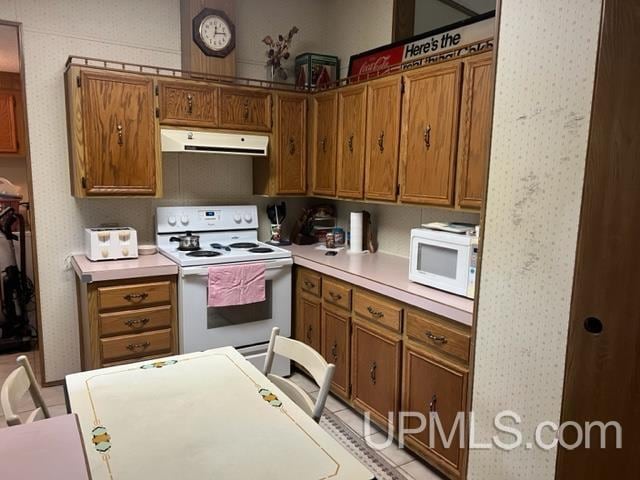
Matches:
[66,346,374,480]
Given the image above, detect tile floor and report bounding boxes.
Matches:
[0,354,442,480]
[291,372,444,480]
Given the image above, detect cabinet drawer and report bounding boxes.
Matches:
[406,309,470,364]
[97,281,171,311]
[353,290,402,333]
[323,278,352,311]
[298,269,322,297]
[100,329,172,363]
[219,88,272,131]
[99,305,172,337]
[158,81,218,127]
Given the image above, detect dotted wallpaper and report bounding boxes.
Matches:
[468,1,602,479]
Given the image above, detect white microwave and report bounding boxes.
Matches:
[409,228,478,298]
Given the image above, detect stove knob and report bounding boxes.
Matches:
[180,215,190,226]
[243,213,253,223]
[233,213,242,224]
[168,216,177,226]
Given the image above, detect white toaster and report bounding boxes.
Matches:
[85,227,138,261]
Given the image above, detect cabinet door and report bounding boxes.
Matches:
[296,293,322,352]
[336,85,367,199]
[81,70,158,195]
[219,87,272,132]
[456,52,493,209]
[0,92,18,153]
[311,91,338,196]
[322,307,351,399]
[275,93,307,194]
[400,63,462,205]
[402,344,467,474]
[158,80,218,127]
[364,75,402,201]
[351,319,401,428]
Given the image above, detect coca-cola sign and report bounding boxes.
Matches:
[348,11,495,80]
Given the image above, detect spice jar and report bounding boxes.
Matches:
[325,232,335,249]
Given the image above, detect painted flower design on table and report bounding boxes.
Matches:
[140,359,178,369]
[259,388,282,407]
[91,425,112,453]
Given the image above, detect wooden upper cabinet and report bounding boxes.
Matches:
[275,93,307,194]
[158,80,218,127]
[67,69,160,196]
[219,87,272,132]
[311,91,338,196]
[336,85,367,199]
[402,344,468,475]
[365,75,402,201]
[400,62,462,206]
[456,52,493,209]
[0,92,18,153]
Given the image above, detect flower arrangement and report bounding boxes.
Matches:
[262,26,299,81]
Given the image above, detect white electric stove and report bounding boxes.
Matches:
[156,205,292,375]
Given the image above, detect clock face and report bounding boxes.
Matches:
[199,15,232,51]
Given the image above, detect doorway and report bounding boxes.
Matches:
[0,21,42,380]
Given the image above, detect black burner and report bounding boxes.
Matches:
[248,247,274,253]
[229,242,259,249]
[178,246,200,252]
[186,250,221,257]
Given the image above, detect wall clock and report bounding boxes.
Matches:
[192,8,236,58]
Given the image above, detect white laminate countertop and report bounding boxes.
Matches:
[285,244,474,326]
[71,254,178,283]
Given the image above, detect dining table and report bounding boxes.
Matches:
[65,346,374,480]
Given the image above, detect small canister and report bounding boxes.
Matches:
[333,227,345,246]
[325,232,335,249]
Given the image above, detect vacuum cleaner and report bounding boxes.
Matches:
[0,205,35,353]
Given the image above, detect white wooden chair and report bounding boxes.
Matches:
[1,355,50,426]
[263,327,335,422]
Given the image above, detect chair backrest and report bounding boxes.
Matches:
[263,327,335,422]
[1,355,50,426]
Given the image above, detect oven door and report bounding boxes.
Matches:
[409,236,471,296]
[178,258,292,354]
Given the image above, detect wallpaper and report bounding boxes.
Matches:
[468,0,602,478]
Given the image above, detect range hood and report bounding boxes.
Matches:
[161,129,269,156]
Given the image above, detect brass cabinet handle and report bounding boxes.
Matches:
[329,291,342,301]
[126,341,150,352]
[124,318,150,329]
[123,292,149,303]
[186,93,193,114]
[424,124,431,149]
[426,331,447,345]
[370,361,377,384]
[347,134,354,153]
[243,99,250,120]
[429,394,437,413]
[306,325,313,342]
[303,280,316,290]
[116,123,123,145]
[320,137,327,153]
[367,305,384,319]
[377,130,384,152]
[331,341,338,362]
[288,137,296,155]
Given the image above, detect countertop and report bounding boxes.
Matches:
[72,253,178,283]
[284,244,474,326]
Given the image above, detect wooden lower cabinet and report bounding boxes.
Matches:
[321,306,351,400]
[295,292,322,352]
[402,342,468,478]
[76,275,178,369]
[351,318,402,429]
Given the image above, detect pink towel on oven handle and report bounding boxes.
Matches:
[207,262,266,307]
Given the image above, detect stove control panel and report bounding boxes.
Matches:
[156,205,259,233]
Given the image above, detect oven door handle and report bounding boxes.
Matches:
[180,258,293,277]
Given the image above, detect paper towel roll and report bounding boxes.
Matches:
[350,212,364,253]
